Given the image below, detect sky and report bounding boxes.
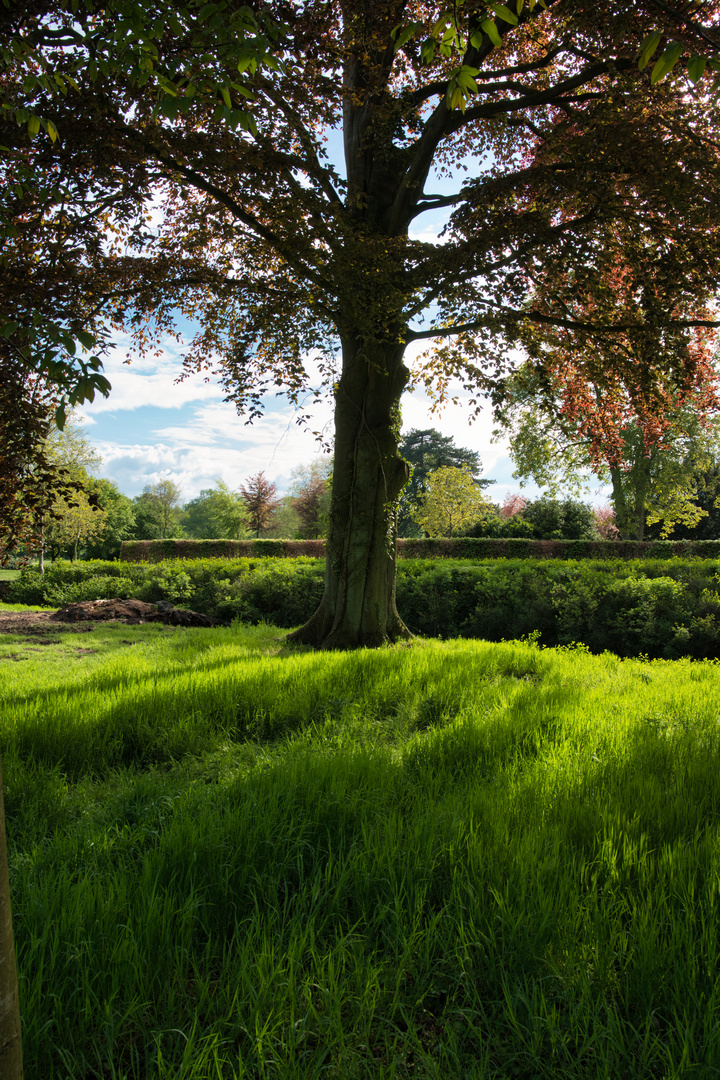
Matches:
[78,128,607,507]
[79,330,544,503]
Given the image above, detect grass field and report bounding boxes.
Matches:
[2,614,720,1078]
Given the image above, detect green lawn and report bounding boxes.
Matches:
[2,615,720,1078]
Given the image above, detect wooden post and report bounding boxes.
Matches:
[0,757,23,1079]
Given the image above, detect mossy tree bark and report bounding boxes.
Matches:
[288,334,411,649]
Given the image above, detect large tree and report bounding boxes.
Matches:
[4,1,720,646]
[494,252,720,539]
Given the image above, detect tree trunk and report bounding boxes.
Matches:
[38,518,44,576]
[288,335,411,649]
[0,757,23,1080]
[611,459,650,541]
[633,467,649,542]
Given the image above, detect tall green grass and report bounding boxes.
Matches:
[3,620,720,1077]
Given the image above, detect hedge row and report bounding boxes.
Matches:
[120,537,720,563]
[8,556,720,659]
[120,539,326,562]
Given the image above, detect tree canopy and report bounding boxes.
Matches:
[413,464,492,536]
[4,0,720,644]
[133,480,184,539]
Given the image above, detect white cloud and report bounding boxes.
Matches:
[83,335,224,416]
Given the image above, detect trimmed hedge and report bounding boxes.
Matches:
[8,555,720,658]
[121,536,720,562]
[120,539,326,562]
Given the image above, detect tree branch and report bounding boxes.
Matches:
[256,82,345,207]
[406,308,720,342]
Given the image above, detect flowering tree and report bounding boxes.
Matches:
[501,493,527,518]
[594,505,620,540]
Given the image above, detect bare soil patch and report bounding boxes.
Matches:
[0,599,214,637]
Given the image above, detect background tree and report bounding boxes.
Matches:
[498,360,720,540]
[133,481,183,540]
[82,480,136,559]
[290,458,333,539]
[263,497,302,540]
[0,361,61,564]
[413,465,492,538]
[3,405,104,570]
[182,481,248,539]
[44,486,107,562]
[398,429,487,538]
[241,472,280,538]
[501,493,528,518]
[40,417,107,560]
[5,1,720,645]
[594,504,620,540]
[520,497,599,541]
[492,222,720,540]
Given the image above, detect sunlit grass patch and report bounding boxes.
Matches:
[4,625,720,1077]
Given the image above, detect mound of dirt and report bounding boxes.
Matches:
[49,598,215,627]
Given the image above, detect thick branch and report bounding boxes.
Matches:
[407,309,720,342]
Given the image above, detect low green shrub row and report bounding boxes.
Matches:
[8,555,720,658]
[120,536,720,562]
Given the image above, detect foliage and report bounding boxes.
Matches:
[494,257,720,539]
[647,460,720,541]
[241,472,280,538]
[82,479,137,560]
[11,553,720,658]
[595,503,621,540]
[181,481,248,540]
[6,2,720,644]
[520,497,598,541]
[133,481,184,540]
[262,495,302,540]
[120,539,327,561]
[412,465,492,537]
[40,417,107,561]
[501,493,527,517]
[289,458,332,539]
[0,363,62,562]
[459,496,598,540]
[460,508,536,538]
[0,0,279,412]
